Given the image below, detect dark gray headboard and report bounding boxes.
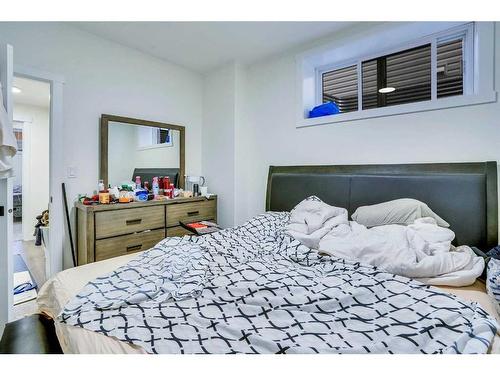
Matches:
[266,162,498,250]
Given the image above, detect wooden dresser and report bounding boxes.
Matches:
[75,196,217,265]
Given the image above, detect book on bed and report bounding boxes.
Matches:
[179,220,221,235]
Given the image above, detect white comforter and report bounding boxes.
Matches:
[286,197,484,286]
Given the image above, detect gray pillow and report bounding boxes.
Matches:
[351,198,450,228]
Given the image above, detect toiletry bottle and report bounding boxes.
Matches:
[98,179,104,192]
[164,177,171,198]
[144,181,150,191]
[99,190,110,204]
[152,177,159,197]
[169,183,175,199]
[158,176,164,195]
[119,189,128,203]
[135,176,142,189]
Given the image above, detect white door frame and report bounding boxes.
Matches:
[0,43,14,335]
[14,65,65,279]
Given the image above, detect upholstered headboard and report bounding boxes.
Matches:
[266,162,498,250]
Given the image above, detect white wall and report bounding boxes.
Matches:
[0,22,203,268]
[202,62,252,227]
[233,64,252,225]
[0,22,203,197]
[204,22,500,227]
[13,104,50,241]
[202,64,237,228]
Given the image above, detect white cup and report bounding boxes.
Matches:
[200,186,208,196]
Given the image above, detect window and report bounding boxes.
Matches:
[437,38,463,98]
[320,31,467,112]
[296,21,500,127]
[155,128,172,145]
[361,44,432,109]
[299,22,495,127]
[321,65,358,113]
[136,126,173,150]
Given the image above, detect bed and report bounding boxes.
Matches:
[38,161,500,354]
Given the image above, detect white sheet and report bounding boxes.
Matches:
[37,253,146,354]
[287,197,484,287]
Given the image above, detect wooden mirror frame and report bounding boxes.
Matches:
[100,114,185,189]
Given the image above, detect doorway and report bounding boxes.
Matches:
[1,49,65,334]
[11,76,50,319]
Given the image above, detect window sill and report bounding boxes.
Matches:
[297,92,497,129]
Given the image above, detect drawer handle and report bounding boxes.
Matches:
[126,244,143,252]
[187,210,199,216]
[126,218,142,225]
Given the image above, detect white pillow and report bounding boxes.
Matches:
[351,198,450,228]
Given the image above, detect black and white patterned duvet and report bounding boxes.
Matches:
[59,212,498,354]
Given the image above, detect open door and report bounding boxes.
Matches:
[0,43,14,336]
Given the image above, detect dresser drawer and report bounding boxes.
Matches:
[95,229,165,261]
[95,206,165,239]
[166,199,216,227]
[166,226,193,237]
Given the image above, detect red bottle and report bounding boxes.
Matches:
[169,183,174,199]
[164,177,170,197]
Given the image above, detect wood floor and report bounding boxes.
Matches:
[12,221,47,321]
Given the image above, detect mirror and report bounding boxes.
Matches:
[100,115,185,189]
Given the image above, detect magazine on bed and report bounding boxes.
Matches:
[179,220,222,235]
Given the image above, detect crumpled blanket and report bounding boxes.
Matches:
[59,212,498,354]
[286,195,349,249]
[63,238,210,312]
[486,258,500,316]
[286,196,484,286]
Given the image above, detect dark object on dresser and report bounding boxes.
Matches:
[0,314,62,354]
[179,220,221,235]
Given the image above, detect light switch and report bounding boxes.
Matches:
[67,166,77,178]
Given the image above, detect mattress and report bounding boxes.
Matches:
[37,249,499,354]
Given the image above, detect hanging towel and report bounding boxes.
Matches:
[0,83,17,178]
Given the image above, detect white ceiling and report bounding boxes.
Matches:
[73,22,354,73]
[13,76,50,108]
